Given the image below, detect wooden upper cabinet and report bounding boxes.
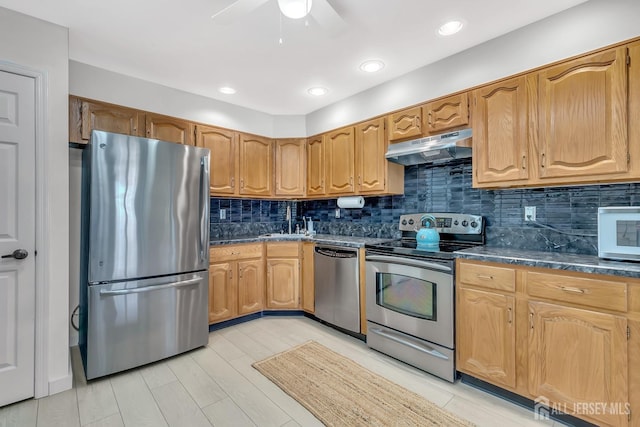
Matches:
[537,46,628,180]
[196,125,238,195]
[71,97,145,143]
[424,93,469,134]
[528,301,628,427]
[355,118,387,193]
[239,134,272,196]
[146,113,194,145]
[457,287,516,389]
[325,126,355,195]
[473,76,530,186]
[307,136,325,196]
[274,139,306,197]
[387,106,422,142]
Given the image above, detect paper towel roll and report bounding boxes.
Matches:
[337,196,365,209]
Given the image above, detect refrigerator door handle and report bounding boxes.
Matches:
[198,156,208,263]
[99,277,201,296]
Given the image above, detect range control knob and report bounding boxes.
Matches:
[453,220,459,226]
[408,219,415,225]
[401,219,407,225]
[470,221,478,228]
[461,220,469,227]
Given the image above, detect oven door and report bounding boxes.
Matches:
[365,254,453,348]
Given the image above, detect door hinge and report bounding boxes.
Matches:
[628,325,631,340]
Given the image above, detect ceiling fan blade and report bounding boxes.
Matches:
[211,0,269,25]
[311,0,347,35]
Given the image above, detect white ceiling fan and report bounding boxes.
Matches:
[211,0,346,34]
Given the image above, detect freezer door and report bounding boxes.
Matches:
[85,271,208,379]
[87,131,210,283]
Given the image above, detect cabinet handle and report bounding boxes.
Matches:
[358,176,362,185]
[529,312,534,329]
[229,269,232,280]
[350,176,353,185]
[560,286,585,295]
[541,153,545,168]
[239,268,243,279]
[240,178,244,188]
[507,307,513,325]
[231,177,235,188]
[476,274,494,280]
[522,155,526,170]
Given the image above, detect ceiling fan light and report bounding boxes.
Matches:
[278,0,313,19]
[438,20,463,36]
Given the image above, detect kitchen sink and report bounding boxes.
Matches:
[259,233,306,239]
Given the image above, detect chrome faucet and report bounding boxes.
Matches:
[286,205,292,234]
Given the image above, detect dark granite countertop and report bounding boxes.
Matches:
[454,246,640,279]
[210,234,393,249]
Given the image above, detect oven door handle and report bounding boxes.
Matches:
[369,327,449,361]
[365,255,452,273]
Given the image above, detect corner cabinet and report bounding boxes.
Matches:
[472,76,531,186]
[265,243,300,310]
[457,259,632,427]
[69,97,145,144]
[324,126,356,195]
[274,138,306,197]
[239,134,272,196]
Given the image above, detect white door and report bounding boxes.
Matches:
[0,70,36,406]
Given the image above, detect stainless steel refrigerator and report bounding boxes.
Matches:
[79,130,210,380]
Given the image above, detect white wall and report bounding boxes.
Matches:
[69,61,307,138]
[0,7,71,394]
[306,0,640,135]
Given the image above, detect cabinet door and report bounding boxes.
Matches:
[537,46,628,179]
[325,127,355,195]
[301,242,314,313]
[197,125,238,195]
[387,106,422,142]
[356,118,386,193]
[424,93,469,134]
[275,139,306,197]
[457,287,516,388]
[237,258,264,315]
[473,77,530,185]
[80,100,144,141]
[146,113,194,145]
[266,258,300,309]
[528,301,628,427]
[307,136,325,196]
[209,262,237,323]
[239,134,272,196]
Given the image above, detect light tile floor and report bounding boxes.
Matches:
[0,316,566,426]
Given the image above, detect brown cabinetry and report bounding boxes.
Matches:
[457,259,632,427]
[355,118,404,195]
[301,242,315,313]
[472,76,530,186]
[324,126,355,195]
[69,97,145,144]
[424,93,469,134]
[274,138,306,197]
[196,125,238,195]
[387,106,422,142]
[209,243,264,324]
[265,243,300,309]
[239,134,272,196]
[146,113,194,145]
[306,136,325,196]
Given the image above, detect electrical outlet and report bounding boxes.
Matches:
[335,208,341,219]
[524,206,536,222]
[219,208,226,220]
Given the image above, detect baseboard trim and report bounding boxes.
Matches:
[48,370,73,395]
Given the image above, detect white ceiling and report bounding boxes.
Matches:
[0,0,588,115]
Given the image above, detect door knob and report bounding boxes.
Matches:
[1,249,28,260]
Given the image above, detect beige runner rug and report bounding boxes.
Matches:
[252,341,474,426]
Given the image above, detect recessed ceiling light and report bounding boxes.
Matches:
[219,86,236,94]
[438,20,464,36]
[359,60,385,73]
[308,87,328,96]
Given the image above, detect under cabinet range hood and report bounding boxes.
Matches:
[385,128,472,166]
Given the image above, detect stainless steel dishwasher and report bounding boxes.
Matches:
[314,245,360,333]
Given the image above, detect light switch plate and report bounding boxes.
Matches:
[335,208,341,219]
[524,206,536,221]
[220,209,226,220]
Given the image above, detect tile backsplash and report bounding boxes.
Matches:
[211,160,640,255]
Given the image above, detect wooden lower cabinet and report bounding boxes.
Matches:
[266,243,301,309]
[457,287,516,388]
[209,243,264,324]
[457,259,632,427]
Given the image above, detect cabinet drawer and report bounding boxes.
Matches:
[526,271,627,312]
[266,242,299,258]
[210,243,263,261]
[458,262,516,292]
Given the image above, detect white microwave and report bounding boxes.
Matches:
[598,206,640,261]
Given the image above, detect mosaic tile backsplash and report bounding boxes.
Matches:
[211,159,640,255]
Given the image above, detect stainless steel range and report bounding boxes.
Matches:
[365,212,484,382]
